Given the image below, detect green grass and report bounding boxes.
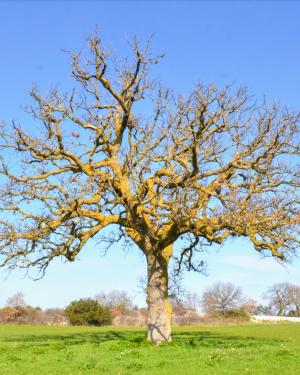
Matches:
[0,323,300,374]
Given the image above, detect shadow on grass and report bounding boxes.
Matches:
[172,330,280,349]
[0,328,281,349]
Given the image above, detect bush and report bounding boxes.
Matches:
[44,308,67,325]
[223,308,250,320]
[65,298,112,326]
[0,306,24,323]
[0,305,45,324]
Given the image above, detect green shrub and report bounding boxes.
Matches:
[224,308,250,319]
[65,298,112,326]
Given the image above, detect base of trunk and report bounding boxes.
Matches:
[146,253,172,345]
[147,307,172,344]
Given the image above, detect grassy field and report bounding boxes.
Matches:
[0,323,300,374]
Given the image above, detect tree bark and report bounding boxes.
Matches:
[146,253,172,345]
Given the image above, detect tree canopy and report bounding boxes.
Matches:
[0,34,299,343]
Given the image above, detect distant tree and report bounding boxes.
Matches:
[0,32,299,344]
[170,291,202,325]
[242,298,258,315]
[1,293,44,324]
[44,308,67,325]
[264,282,300,316]
[95,290,136,325]
[65,298,112,326]
[95,290,135,312]
[182,291,201,311]
[171,291,200,312]
[21,306,44,324]
[0,306,23,323]
[6,292,26,308]
[201,282,244,315]
[290,287,300,317]
[255,304,273,316]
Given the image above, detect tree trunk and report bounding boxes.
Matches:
[146,253,172,345]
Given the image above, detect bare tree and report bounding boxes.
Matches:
[44,308,67,325]
[290,286,300,316]
[264,282,300,316]
[242,298,258,315]
[6,292,26,308]
[0,33,299,343]
[201,282,244,315]
[181,291,201,312]
[170,290,200,312]
[95,290,135,312]
[3,292,28,324]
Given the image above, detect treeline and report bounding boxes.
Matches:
[200,281,300,318]
[1,282,300,326]
[0,293,66,325]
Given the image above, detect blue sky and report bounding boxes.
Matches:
[0,1,299,309]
